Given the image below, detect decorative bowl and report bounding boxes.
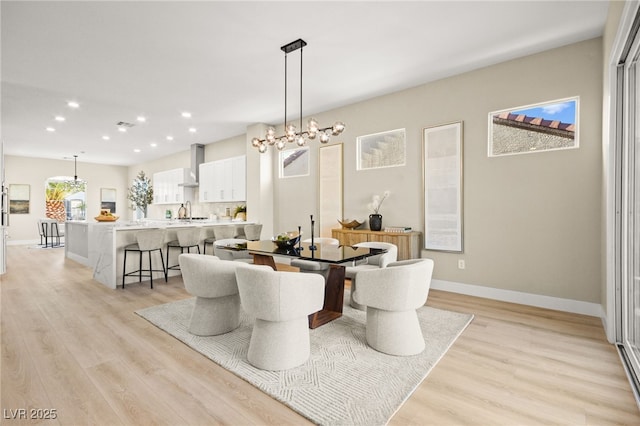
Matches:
[338,219,363,229]
[95,215,119,222]
[272,232,301,249]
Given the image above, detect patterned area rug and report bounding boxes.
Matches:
[136,292,473,426]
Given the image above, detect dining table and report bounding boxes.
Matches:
[220,239,386,328]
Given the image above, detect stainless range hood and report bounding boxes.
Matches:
[179,143,204,187]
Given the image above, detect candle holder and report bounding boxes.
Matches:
[309,215,317,250]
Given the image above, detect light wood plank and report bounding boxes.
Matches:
[2,245,638,425]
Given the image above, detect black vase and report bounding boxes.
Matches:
[369,214,382,231]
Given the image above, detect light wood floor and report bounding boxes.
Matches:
[1,245,639,425]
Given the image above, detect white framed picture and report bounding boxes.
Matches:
[279,147,310,178]
[423,121,463,252]
[357,128,406,170]
[488,96,579,157]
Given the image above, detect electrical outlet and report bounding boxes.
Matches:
[458,259,465,269]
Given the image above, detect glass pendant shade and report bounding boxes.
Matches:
[253,39,344,153]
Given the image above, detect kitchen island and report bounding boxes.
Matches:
[65,219,252,289]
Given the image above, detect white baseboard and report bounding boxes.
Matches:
[431,279,604,318]
[7,239,40,246]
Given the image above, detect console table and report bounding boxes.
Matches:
[331,228,422,260]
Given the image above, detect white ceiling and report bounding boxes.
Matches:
[1,0,609,167]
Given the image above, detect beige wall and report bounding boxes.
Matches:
[4,155,128,242]
[4,37,604,307]
[274,38,603,304]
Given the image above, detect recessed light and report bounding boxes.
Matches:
[181,111,192,118]
[133,149,141,153]
[102,135,110,140]
[137,116,146,122]
[188,127,197,133]
[67,101,79,108]
[118,127,127,133]
[46,127,56,132]
[150,142,157,147]
[166,135,174,141]
[54,116,65,122]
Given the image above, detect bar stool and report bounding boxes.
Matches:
[122,229,167,289]
[203,225,237,255]
[166,228,202,273]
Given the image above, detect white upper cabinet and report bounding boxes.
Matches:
[152,168,194,205]
[199,155,246,203]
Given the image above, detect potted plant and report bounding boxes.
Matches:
[127,171,154,219]
[234,204,247,221]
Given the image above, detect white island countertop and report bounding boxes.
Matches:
[65,219,253,288]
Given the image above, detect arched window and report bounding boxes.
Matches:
[45,176,86,221]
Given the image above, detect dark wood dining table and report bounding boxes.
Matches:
[220,239,386,328]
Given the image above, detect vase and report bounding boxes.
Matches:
[369,213,382,231]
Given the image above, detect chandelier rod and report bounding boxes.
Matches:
[299,43,303,135]
[284,51,287,137]
[73,155,78,181]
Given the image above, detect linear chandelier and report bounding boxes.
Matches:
[252,39,345,153]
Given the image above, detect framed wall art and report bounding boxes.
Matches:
[357,128,406,170]
[423,122,463,252]
[488,96,579,157]
[318,144,343,238]
[280,147,310,178]
[9,184,30,214]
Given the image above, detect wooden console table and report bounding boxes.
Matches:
[331,228,421,261]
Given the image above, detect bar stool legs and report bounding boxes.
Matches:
[122,247,167,289]
[122,229,167,289]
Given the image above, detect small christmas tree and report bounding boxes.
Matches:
[127,171,154,217]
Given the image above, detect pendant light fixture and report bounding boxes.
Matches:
[252,39,345,153]
[73,154,79,181]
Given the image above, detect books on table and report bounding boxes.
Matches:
[384,226,412,233]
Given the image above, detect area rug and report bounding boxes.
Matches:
[136,292,473,426]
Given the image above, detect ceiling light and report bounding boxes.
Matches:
[181,112,192,118]
[54,116,65,122]
[150,142,157,147]
[118,127,127,133]
[46,127,55,132]
[166,136,174,141]
[137,116,146,122]
[134,149,141,153]
[188,127,197,133]
[67,101,79,108]
[252,39,345,153]
[102,135,110,140]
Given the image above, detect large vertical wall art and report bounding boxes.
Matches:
[318,144,343,238]
[423,122,463,252]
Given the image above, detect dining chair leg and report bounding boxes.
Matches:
[148,250,153,289]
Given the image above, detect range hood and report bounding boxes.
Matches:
[179,143,204,187]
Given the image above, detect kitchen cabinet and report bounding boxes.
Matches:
[152,168,194,205]
[331,228,422,261]
[199,155,246,202]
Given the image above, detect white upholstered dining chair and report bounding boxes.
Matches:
[352,258,434,356]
